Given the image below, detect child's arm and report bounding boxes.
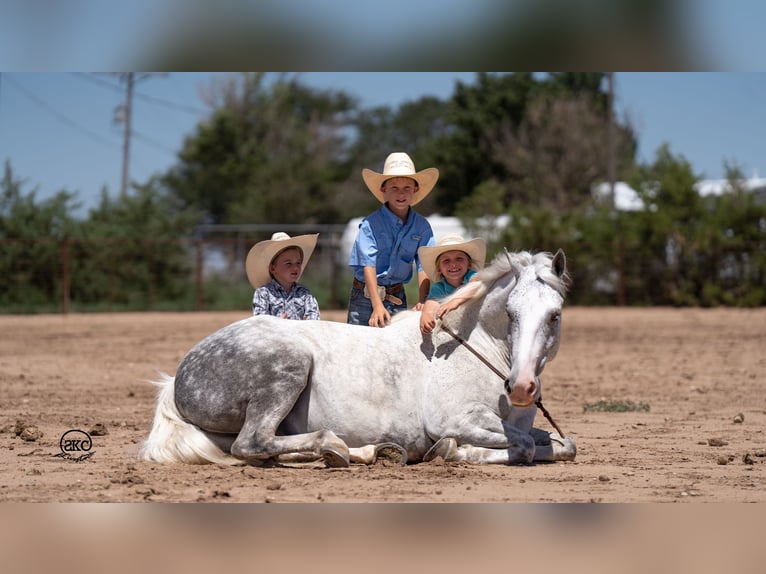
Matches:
[419,299,440,333]
[414,270,430,311]
[303,294,321,320]
[252,288,270,316]
[364,265,390,327]
[436,279,481,319]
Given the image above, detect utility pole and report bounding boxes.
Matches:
[112,73,166,198]
[607,72,616,208]
[607,72,626,306]
[120,73,134,199]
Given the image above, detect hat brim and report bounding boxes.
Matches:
[246,234,318,289]
[362,167,439,206]
[418,238,487,283]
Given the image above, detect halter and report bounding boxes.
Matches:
[439,314,567,439]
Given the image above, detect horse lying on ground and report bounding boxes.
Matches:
[140,249,576,466]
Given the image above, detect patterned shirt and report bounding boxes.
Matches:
[252,279,320,320]
[348,204,434,285]
[426,269,478,300]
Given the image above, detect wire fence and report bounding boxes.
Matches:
[0,224,353,314]
[4,222,764,313]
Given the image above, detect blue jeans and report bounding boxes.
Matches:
[346,285,408,325]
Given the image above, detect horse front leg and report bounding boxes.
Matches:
[423,428,536,465]
[529,428,577,462]
[423,407,538,465]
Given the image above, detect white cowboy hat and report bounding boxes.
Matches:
[418,234,487,283]
[245,232,318,289]
[361,152,439,206]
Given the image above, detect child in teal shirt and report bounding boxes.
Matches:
[418,234,486,334]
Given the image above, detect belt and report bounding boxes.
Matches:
[353,278,403,293]
[353,278,404,305]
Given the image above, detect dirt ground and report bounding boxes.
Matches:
[1,307,764,503]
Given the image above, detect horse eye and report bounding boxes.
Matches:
[550,312,561,324]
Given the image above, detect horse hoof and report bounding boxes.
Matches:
[321,447,350,468]
[373,443,407,466]
[558,437,577,461]
[423,437,458,462]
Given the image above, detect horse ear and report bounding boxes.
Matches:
[552,249,567,278]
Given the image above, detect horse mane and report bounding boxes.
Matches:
[433,250,570,330]
[500,250,571,297]
[392,250,570,329]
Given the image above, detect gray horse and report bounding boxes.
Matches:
[140,250,576,466]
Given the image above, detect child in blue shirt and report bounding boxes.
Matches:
[246,232,321,320]
[417,234,486,334]
[347,152,439,327]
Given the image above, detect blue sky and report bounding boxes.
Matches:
[1,72,765,215]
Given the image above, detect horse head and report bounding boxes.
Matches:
[500,249,569,407]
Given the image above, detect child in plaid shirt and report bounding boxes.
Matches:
[246,232,320,320]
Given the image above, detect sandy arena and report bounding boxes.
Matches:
[1,307,764,502]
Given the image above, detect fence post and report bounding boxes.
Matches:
[195,239,203,311]
[61,238,70,314]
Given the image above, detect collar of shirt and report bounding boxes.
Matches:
[266,278,294,297]
[382,202,412,226]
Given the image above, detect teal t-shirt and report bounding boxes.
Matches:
[426,269,478,300]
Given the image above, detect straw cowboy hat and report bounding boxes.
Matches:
[418,234,487,283]
[362,152,439,206]
[245,232,318,289]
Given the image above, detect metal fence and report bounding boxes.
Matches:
[0,224,352,314]
[7,221,761,313]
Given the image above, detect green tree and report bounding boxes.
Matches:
[627,144,703,304]
[432,72,537,214]
[434,72,636,215]
[0,161,80,310]
[693,163,766,306]
[164,72,357,225]
[72,178,198,309]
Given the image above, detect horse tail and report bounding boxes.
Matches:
[139,373,240,465]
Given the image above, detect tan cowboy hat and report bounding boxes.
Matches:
[362,152,439,206]
[418,234,487,283]
[245,232,318,289]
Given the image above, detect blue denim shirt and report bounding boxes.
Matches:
[348,204,434,285]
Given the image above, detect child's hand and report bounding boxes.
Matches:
[369,306,391,328]
[420,299,439,334]
[437,298,463,319]
[420,312,436,334]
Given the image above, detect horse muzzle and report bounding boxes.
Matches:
[505,377,538,408]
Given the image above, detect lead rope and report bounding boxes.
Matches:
[439,321,566,438]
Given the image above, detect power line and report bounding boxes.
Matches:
[131,129,179,155]
[134,84,209,115]
[4,74,121,150]
[70,73,193,186]
[72,72,208,115]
